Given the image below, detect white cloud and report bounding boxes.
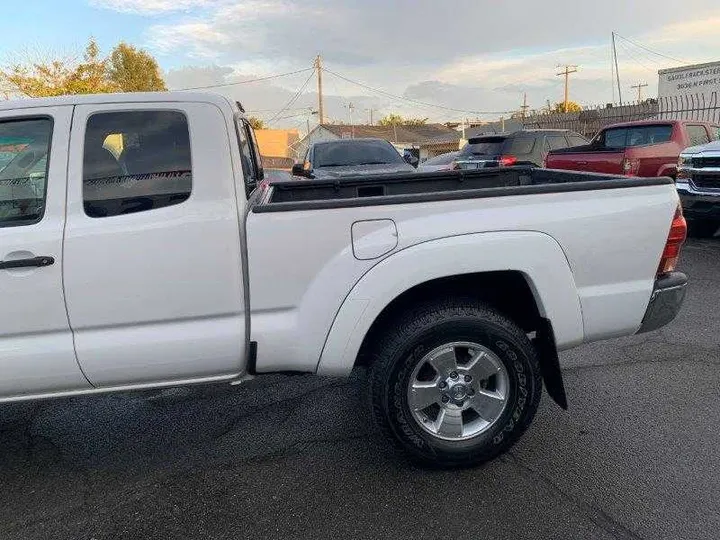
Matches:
[146,1,720,125]
[89,0,216,15]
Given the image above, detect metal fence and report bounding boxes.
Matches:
[522,92,720,139]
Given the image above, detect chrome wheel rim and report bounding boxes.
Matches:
[406,341,510,441]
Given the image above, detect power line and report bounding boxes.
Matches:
[614,33,689,65]
[630,81,648,102]
[322,66,514,115]
[266,69,316,125]
[175,68,315,91]
[615,39,657,73]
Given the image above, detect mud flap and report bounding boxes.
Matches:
[532,318,568,409]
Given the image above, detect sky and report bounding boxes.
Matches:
[3,0,720,131]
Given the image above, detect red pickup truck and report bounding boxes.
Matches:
[545,120,720,177]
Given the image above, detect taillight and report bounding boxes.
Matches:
[499,155,517,167]
[622,158,640,176]
[657,204,687,276]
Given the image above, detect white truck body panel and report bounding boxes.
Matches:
[0,105,90,396]
[63,101,247,386]
[247,184,676,374]
[0,91,680,405]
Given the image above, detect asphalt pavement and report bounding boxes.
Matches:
[1,238,719,540]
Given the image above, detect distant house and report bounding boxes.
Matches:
[254,129,300,169]
[293,123,457,161]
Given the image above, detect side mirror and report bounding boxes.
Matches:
[404,154,419,168]
[291,163,307,177]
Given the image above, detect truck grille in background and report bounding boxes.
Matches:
[692,173,720,190]
[693,157,720,168]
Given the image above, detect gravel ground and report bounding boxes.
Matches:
[0,238,718,540]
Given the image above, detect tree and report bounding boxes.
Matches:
[0,38,167,97]
[553,101,582,113]
[378,114,429,126]
[108,42,166,92]
[247,116,265,130]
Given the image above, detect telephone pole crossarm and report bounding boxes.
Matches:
[556,65,578,113]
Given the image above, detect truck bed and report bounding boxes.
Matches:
[256,167,671,212]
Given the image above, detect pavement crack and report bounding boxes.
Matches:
[503,452,645,540]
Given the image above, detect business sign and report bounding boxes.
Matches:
[658,61,720,102]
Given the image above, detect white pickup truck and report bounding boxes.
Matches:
[0,92,688,467]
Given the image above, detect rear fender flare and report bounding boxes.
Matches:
[316,231,583,376]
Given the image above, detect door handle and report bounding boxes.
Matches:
[0,256,55,270]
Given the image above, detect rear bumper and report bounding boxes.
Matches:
[677,181,720,221]
[637,272,688,334]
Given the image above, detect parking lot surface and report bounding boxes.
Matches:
[1,238,719,540]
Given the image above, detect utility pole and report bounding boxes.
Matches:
[314,55,324,125]
[612,32,622,105]
[348,102,355,138]
[630,82,648,102]
[365,108,376,125]
[520,92,529,120]
[556,65,578,113]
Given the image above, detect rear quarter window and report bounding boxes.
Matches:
[547,136,569,150]
[505,138,535,154]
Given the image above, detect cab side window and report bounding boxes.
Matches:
[0,117,53,228]
[83,110,192,218]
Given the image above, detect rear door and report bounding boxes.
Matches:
[0,106,90,397]
[63,102,247,387]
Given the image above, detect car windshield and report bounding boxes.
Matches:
[313,140,404,167]
[459,137,506,157]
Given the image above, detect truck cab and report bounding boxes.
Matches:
[546,120,720,178]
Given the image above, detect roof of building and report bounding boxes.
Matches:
[319,123,456,144]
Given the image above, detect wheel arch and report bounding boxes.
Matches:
[315,231,584,376]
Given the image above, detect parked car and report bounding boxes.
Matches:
[677,139,720,237]
[454,129,588,170]
[546,120,720,177]
[0,91,687,468]
[292,138,415,179]
[418,151,460,172]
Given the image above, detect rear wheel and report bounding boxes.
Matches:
[687,218,718,238]
[367,299,542,467]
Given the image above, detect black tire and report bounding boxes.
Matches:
[367,298,542,468]
[687,218,718,239]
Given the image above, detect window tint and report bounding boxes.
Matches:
[244,120,264,182]
[568,135,587,147]
[601,128,627,148]
[313,140,404,167]
[547,136,568,150]
[83,111,191,218]
[506,138,535,154]
[627,125,673,147]
[687,125,710,147]
[0,117,53,227]
[459,137,506,157]
[236,119,257,196]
